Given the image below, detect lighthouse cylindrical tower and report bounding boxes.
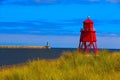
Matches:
[78,17,98,54]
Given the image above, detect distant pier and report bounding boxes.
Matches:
[0,46,51,49]
[0,42,51,49]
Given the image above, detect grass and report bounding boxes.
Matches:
[0,50,120,80]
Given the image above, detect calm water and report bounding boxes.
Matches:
[0,48,76,66]
[0,48,120,66]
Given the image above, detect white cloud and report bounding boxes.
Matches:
[1,0,101,5]
[106,0,120,3]
[98,36,120,49]
[0,34,79,48]
[97,32,120,37]
[0,34,120,49]
[89,0,99,2]
[34,0,57,3]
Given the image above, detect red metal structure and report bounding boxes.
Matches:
[78,17,98,54]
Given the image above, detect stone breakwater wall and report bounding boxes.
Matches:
[0,46,50,49]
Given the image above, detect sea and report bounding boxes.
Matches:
[0,48,120,66]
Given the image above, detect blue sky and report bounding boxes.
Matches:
[0,0,120,48]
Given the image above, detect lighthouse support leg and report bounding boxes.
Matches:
[94,42,98,54]
[78,42,83,52]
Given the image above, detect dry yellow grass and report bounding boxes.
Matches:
[0,50,120,80]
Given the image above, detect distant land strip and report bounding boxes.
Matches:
[0,46,50,49]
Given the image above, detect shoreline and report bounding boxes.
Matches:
[0,46,50,49]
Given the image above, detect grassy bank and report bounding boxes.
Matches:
[0,50,120,80]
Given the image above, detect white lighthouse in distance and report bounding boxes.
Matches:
[45,42,51,49]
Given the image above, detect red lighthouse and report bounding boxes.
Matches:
[78,17,98,54]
